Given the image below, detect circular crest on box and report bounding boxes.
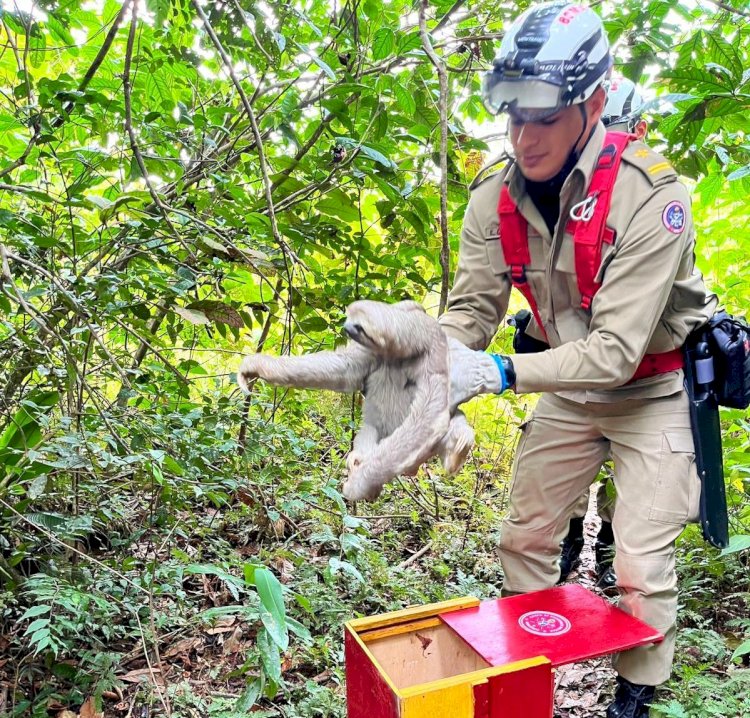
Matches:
[518,610,572,636]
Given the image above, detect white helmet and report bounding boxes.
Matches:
[602,76,645,131]
[482,2,612,122]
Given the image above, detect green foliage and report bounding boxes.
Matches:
[0,0,747,715]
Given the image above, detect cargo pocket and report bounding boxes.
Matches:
[485,239,507,275]
[649,431,699,524]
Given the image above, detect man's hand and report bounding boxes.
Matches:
[447,337,515,411]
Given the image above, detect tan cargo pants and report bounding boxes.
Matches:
[498,390,701,685]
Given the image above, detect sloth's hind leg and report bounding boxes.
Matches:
[437,411,475,476]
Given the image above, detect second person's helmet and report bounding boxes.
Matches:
[602,76,645,131]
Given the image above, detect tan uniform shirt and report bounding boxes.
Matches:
[440,123,717,403]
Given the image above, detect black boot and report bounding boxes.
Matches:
[607,676,655,718]
[595,521,617,589]
[558,517,584,582]
[597,563,617,589]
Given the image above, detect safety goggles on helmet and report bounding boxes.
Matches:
[506,103,567,124]
[603,117,640,133]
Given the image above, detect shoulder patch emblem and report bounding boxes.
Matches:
[634,149,650,158]
[662,201,686,234]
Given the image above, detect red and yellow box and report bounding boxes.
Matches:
[345,585,663,718]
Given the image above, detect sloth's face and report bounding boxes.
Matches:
[344,300,428,358]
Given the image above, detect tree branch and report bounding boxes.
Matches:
[109,312,188,386]
[230,0,274,65]
[77,1,133,94]
[123,2,198,264]
[419,0,451,315]
[191,0,299,269]
[704,0,750,17]
[434,0,468,32]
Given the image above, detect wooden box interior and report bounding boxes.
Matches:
[362,619,490,690]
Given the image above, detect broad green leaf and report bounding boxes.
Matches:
[198,605,260,622]
[299,316,330,332]
[704,34,743,80]
[731,639,750,662]
[27,473,47,499]
[20,604,50,620]
[0,391,59,470]
[290,8,322,37]
[286,616,313,643]
[357,144,396,169]
[372,28,395,60]
[236,678,263,712]
[720,534,750,555]
[86,195,113,210]
[297,44,336,81]
[321,485,346,513]
[24,618,50,636]
[257,627,282,687]
[253,567,288,651]
[696,173,723,205]
[30,31,46,68]
[393,82,416,116]
[45,13,75,46]
[184,564,243,601]
[0,114,24,132]
[311,53,337,81]
[398,32,422,54]
[704,97,748,118]
[727,165,750,182]
[656,701,689,718]
[328,556,364,583]
[316,189,360,222]
[661,67,733,94]
[373,107,388,140]
[339,532,363,556]
[146,0,172,27]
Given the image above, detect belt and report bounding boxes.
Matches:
[630,348,684,382]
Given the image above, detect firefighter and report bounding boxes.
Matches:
[441,3,717,716]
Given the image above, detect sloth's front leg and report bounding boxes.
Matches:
[238,346,373,394]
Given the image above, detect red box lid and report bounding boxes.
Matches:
[439,584,663,668]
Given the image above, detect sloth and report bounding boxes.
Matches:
[237,300,475,501]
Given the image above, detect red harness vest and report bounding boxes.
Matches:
[498,131,683,382]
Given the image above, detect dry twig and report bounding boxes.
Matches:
[399,541,434,568]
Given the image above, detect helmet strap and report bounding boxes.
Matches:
[571,102,589,162]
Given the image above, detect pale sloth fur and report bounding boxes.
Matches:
[237,300,474,501]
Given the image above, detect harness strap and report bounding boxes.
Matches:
[498,185,549,341]
[571,131,633,311]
